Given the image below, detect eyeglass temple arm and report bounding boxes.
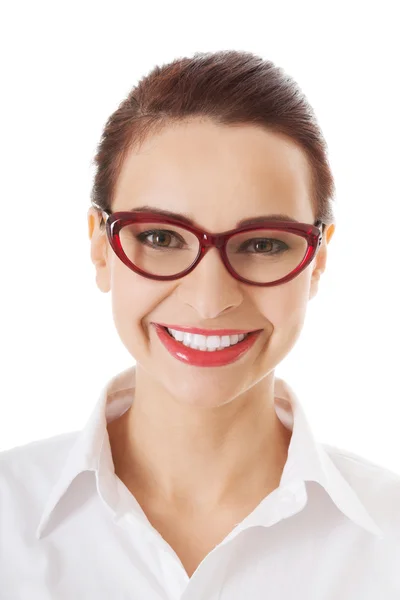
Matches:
[91,203,110,225]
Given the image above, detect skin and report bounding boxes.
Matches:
[87,118,335,522]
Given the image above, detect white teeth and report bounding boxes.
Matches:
[220,335,231,347]
[173,329,184,342]
[166,328,249,351]
[206,336,220,350]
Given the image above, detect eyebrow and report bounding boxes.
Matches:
[129,205,301,228]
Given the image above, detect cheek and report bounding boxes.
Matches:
[109,263,166,356]
[255,271,311,352]
[279,278,309,324]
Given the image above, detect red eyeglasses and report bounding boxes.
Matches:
[93,205,325,287]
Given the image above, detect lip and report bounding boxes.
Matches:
[154,323,260,336]
[153,323,262,367]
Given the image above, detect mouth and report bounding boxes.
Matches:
[162,325,252,348]
[153,323,262,367]
[154,322,261,337]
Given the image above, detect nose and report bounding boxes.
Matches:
[177,247,244,319]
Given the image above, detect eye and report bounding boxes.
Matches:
[239,238,288,254]
[137,229,186,249]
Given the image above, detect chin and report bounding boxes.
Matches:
[160,365,254,408]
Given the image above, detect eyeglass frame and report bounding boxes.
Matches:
[93,203,326,287]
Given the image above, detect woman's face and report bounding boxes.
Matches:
[88,119,334,406]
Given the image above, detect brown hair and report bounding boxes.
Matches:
[90,50,336,231]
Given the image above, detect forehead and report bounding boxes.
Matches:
[113,119,314,226]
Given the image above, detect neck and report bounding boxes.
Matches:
[108,366,292,514]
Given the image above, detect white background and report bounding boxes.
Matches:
[0,1,399,474]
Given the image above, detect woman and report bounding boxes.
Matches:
[1,50,399,598]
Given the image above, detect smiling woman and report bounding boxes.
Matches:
[1,50,400,598]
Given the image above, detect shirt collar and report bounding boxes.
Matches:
[36,366,383,540]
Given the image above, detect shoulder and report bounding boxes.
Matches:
[0,430,78,466]
[322,443,400,536]
[0,432,78,502]
[323,442,400,486]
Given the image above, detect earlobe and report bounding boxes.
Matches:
[309,269,321,300]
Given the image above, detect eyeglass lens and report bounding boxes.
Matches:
[118,221,309,283]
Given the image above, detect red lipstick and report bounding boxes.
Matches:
[153,323,262,367]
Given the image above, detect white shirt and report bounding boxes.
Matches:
[1,365,399,599]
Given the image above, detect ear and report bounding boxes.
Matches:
[87,207,111,293]
[309,223,335,301]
